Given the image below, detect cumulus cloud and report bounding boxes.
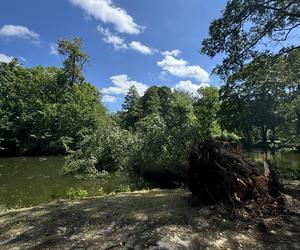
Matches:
[0,53,14,63]
[69,0,144,34]
[50,43,59,56]
[97,26,128,50]
[103,95,117,103]
[162,49,181,57]
[157,54,210,82]
[98,26,156,55]
[0,25,40,42]
[129,41,155,55]
[102,74,148,96]
[175,80,210,95]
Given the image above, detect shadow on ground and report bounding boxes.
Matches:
[0,189,299,250]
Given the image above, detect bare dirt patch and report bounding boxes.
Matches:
[0,187,299,250]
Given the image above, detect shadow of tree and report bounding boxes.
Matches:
[0,189,299,249]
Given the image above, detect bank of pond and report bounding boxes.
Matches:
[0,150,299,209]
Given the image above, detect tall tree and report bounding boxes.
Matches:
[141,86,161,116]
[58,37,89,86]
[122,86,140,112]
[201,0,300,78]
[194,86,221,138]
[122,86,141,129]
[218,53,299,145]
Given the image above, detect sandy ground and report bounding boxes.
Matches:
[0,187,299,250]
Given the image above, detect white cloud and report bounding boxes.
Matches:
[102,74,148,96]
[129,41,155,55]
[157,54,210,82]
[50,43,59,56]
[175,80,210,95]
[19,57,27,63]
[162,49,181,57]
[0,53,14,63]
[97,26,128,50]
[0,25,40,42]
[98,26,156,55]
[69,0,144,34]
[103,95,117,103]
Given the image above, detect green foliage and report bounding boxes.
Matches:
[194,86,221,138]
[58,37,89,86]
[201,0,300,77]
[121,86,198,131]
[66,187,89,200]
[0,38,109,156]
[201,0,300,147]
[65,86,204,182]
[126,87,200,180]
[63,126,142,177]
[218,52,300,146]
[133,122,196,180]
[121,85,141,129]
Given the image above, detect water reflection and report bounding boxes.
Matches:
[0,157,124,208]
[0,151,299,208]
[247,150,300,179]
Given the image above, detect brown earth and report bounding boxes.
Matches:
[0,184,299,250]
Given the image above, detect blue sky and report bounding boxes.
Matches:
[0,0,227,111]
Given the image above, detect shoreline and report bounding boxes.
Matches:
[1,187,299,249]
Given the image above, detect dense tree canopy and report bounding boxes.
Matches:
[218,51,300,145]
[0,39,109,156]
[201,0,300,78]
[66,84,226,182]
[201,0,300,148]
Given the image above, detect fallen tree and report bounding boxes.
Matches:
[188,141,286,217]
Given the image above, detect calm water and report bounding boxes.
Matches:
[0,157,126,208]
[0,151,299,208]
[248,150,300,179]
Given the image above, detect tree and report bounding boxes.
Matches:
[165,90,196,128]
[194,86,221,138]
[64,126,141,176]
[122,86,142,129]
[218,83,254,144]
[0,40,109,156]
[218,52,299,146]
[121,86,197,130]
[201,0,300,78]
[141,86,161,116]
[58,37,89,86]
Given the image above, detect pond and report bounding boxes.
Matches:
[248,150,300,179]
[0,157,128,209]
[0,151,299,208]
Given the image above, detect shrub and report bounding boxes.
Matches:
[63,125,141,177]
[66,187,88,200]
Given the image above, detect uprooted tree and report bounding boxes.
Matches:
[188,141,284,215]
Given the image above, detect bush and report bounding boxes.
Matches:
[66,187,88,200]
[63,125,141,177]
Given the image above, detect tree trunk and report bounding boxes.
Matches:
[242,128,252,146]
[296,111,300,135]
[271,125,276,143]
[261,126,267,146]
